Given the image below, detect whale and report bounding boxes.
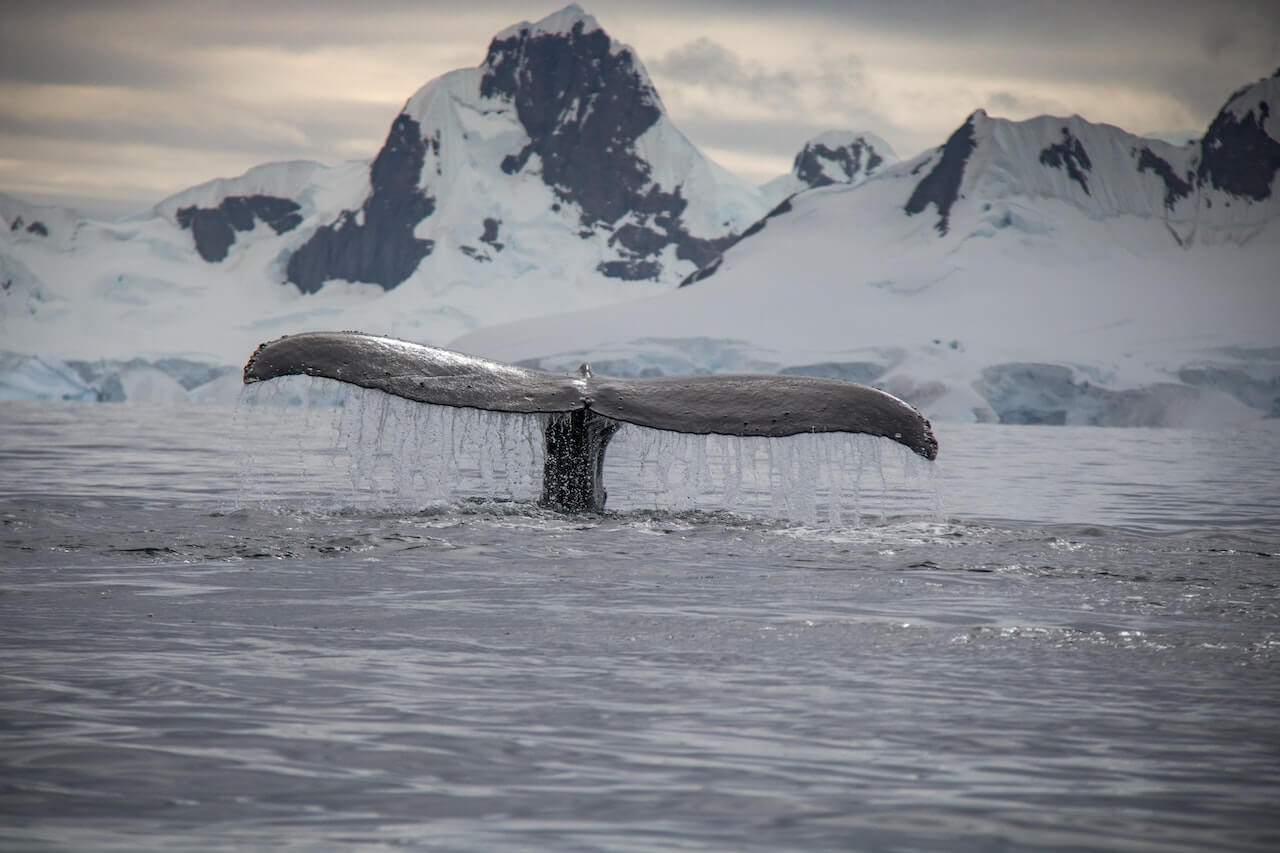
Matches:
[243,331,938,512]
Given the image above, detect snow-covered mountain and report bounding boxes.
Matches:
[0,4,766,373]
[1,6,1276,426]
[453,70,1280,427]
[890,77,1280,246]
[280,5,765,293]
[761,131,897,207]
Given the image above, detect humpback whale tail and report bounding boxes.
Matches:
[243,332,937,512]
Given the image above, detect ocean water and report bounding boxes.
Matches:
[1,391,1278,852]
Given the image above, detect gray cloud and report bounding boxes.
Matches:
[651,37,800,102]
[689,0,1280,47]
[1200,20,1241,61]
[982,90,1072,120]
[650,38,880,130]
[812,54,876,115]
[0,0,505,90]
[0,99,392,161]
[985,92,1023,113]
[0,12,189,89]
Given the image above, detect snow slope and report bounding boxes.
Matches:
[452,72,1280,427]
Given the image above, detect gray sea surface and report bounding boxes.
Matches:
[1,392,1278,852]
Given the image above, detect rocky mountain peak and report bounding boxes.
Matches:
[890,71,1279,244]
[479,6,663,227]
[1197,71,1280,201]
[903,113,980,235]
[761,131,898,207]
[269,5,763,292]
[793,131,894,189]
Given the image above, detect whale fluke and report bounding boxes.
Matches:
[244,332,937,511]
[243,331,585,412]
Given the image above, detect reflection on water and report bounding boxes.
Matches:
[0,399,1278,852]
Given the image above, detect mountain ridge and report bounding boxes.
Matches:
[449,70,1280,427]
[1,7,1277,426]
[1,5,775,366]
[278,3,767,292]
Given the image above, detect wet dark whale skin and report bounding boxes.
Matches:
[244,331,938,510]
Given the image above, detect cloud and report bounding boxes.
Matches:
[1199,20,1240,60]
[985,92,1023,113]
[650,37,878,116]
[647,36,893,174]
[0,1,500,94]
[0,83,311,150]
[1,0,1279,208]
[650,37,800,103]
[983,90,1073,120]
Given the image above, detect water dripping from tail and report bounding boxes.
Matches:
[606,428,940,526]
[234,376,544,511]
[234,376,939,524]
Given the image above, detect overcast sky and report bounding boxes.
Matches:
[2,0,1277,217]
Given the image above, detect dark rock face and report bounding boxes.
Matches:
[596,186,734,280]
[8,215,51,238]
[677,198,793,287]
[597,258,662,280]
[480,217,504,251]
[1039,127,1093,195]
[480,20,727,281]
[1135,147,1193,210]
[677,256,721,287]
[904,116,978,235]
[909,156,933,176]
[794,138,884,189]
[176,195,302,262]
[286,114,436,293]
[481,20,659,226]
[1197,96,1280,201]
[460,218,505,262]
